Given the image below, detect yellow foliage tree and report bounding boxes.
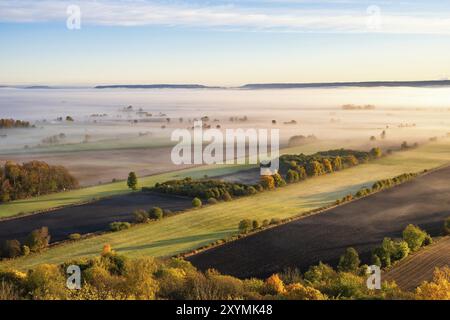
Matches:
[415,266,450,300]
[285,283,327,300]
[264,274,285,295]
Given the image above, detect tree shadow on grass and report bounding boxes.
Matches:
[117,231,232,254]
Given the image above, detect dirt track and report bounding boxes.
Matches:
[187,166,450,279]
[0,192,192,243]
[383,237,450,291]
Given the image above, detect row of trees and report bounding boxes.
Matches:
[336,172,418,205]
[0,227,50,259]
[238,218,282,233]
[280,148,382,182]
[371,224,432,268]
[1,246,447,300]
[150,177,259,201]
[0,119,31,129]
[0,161,78,203]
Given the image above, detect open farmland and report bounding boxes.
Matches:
[0,139,349,219]
[0,192,192,244]
[187,165,450,278]
[1,141,450,271]
[383,237,450,291]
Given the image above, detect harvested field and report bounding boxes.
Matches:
[187,166,450,279]
[0,192,192,243]
[383,237,450,291]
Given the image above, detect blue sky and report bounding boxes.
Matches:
[1,0,450,85]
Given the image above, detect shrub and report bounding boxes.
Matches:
[260,176,275,190]
[392,241,410,261]
[222,192,232,201]
[423,234,433,246]
[25,227,50,253]
[337,248,361,273]
[21,245,30,256]
[270,218,282,225]
[371,254,381,267]
[238,219,253,233]
[68,233,82,241]
[252,220,260,229]
[262,219,270,227]
[149,207,163,220]
[192,197,202,208]
[0,240,22,258]
[133,209,149,223]
[26,264,68,300]
[284,283,326,300]
[286,169,299,183]
[272,173,286,187]
[109,222,131,232]
[402,224,427,252]
[207,197,218,204]
[264,274,285,295]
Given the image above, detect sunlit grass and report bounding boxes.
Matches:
[2,141,450,271]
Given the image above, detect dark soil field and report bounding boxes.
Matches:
[187,166,450,279]
[383,236,450,291]
[0,192,192,243]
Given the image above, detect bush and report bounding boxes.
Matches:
[192,197,202,208]
[109,222,131,232]
[149,207,163,220]
[25,227,50,253]
[264,274,285,295]
[133,209,149,223]
[337,248,360,273]
[252,220,260,229]
[207,197,218,204]
[402,224,427,252]
[392,241,410,261]
[238,219,253,233]
[270,218,282,225]
[26,264,68,300]
[222,192,232,201]
[21,245,30,256]
[371,254,381,267]
[0,240,22,258]
[423,234,433,246]
[68,233,81,241]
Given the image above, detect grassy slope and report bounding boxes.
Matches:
[2,141,450,271]
[0,141,337,218]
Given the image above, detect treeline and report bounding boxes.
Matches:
[148,149,383,202]
[149,178,258,201]
[0,241,448,300]
[0,119,31,129]
[371,224,432,268]
[0,161,79,203]
[336,172,418,205]
[279,148,382,182]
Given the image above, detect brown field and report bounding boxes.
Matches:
[187,166,450,279]
[383,236,450,291]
